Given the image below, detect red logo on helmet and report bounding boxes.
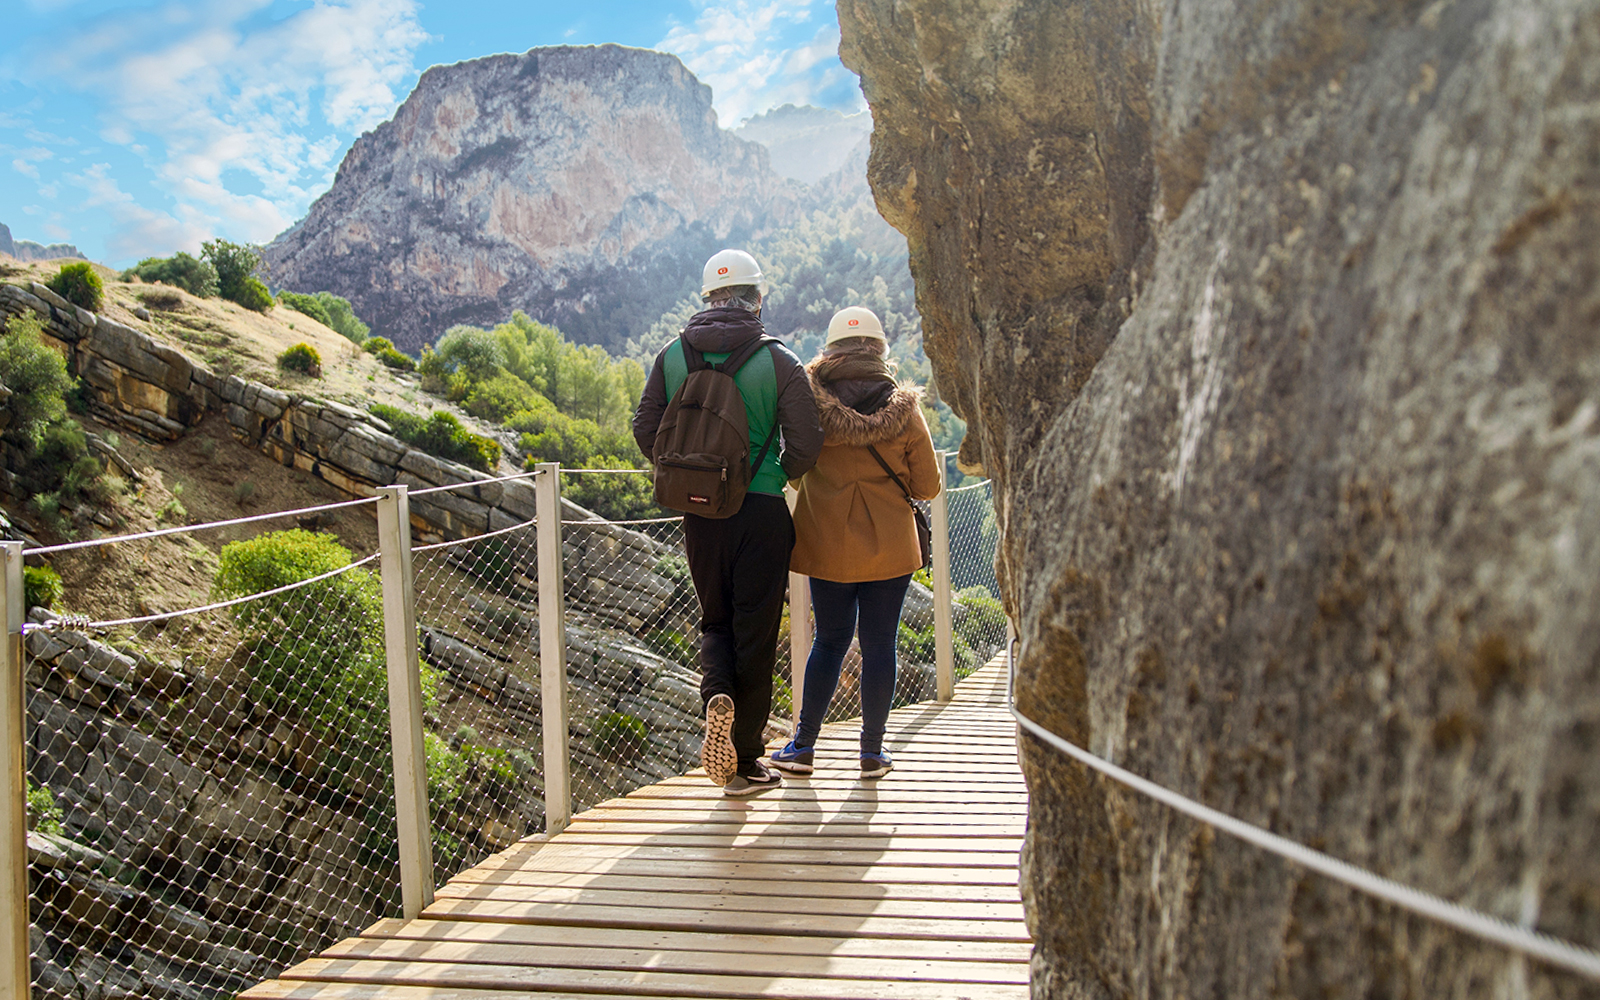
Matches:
[717,267,729,275]
[848,319,859,326]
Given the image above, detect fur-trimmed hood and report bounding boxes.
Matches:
[808,358,925,447]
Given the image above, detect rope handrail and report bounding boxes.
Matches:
[1003,642,1600,980]
[412,515,538,553]
[24,496,381,557]
[947,479,992,494]
[23,553,380,634]
[560,468,648,475]
[409,467,545,496]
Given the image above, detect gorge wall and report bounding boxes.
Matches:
[839,1,1600,996]
[263,45,803,355]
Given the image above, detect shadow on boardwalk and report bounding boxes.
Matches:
[241,659,1030,999]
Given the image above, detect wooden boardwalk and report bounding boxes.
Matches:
[243,660,1029,1000]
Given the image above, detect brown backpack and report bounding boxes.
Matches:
[652,335,779,518]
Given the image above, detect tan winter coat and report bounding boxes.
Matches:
[789,370,940,584]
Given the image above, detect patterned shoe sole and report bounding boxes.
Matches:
[701,694,737,786]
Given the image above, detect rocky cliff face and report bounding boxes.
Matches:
[840,1,1600,996]
[264,45,802,355]
[1,222,85,262]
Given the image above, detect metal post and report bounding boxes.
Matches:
[1,542,28,1000]
[534,464,570,834]
[931,451,956,701]
[376,486,433,919]
[784,486,810,731]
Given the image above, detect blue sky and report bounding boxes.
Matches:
[0,0,865,266]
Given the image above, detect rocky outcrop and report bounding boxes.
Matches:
[0,222,85,262]
[841,0,1600,996]
[263,45,804,355]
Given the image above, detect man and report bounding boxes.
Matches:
[633,249,822,795]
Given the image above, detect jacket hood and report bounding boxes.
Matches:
[682,306,766,354]
[808,358,924,446]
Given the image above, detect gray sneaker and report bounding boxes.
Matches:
[700,693,737,787]
[723,758,783,797]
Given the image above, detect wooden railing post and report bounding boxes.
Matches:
[1,542,29,1000]
[785,486,810,730]
[376,485,433,919]
[535,464,571,834]
[931,451,955,701]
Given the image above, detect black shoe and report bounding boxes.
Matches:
[723,758,783,796]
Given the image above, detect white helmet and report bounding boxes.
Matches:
[701,249,764,300]
[825,306,887,346]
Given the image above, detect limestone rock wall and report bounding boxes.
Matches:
[840,1,1600,996]
[263,44,803,354]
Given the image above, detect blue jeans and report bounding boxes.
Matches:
[795,574,912,755]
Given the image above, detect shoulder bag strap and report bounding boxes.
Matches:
[865,444,914,501]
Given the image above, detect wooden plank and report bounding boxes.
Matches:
[540,832,1024,852]
[318,936,1029,985]
[428,869,1021,903]
[419,898,1029,941]
[361,918,1033,963]
[278,957,1028,1000]
[240,659,1033,1000]
[246,983,667,1000]
[440,854,1022,887]
[488,842,1023,870]
[429,882,1027,921]
[563,816,1027,834]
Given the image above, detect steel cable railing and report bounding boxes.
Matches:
[1005,648,1600,980]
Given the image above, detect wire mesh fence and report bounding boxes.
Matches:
[20,524,405,1000]
[11,462,1003,999]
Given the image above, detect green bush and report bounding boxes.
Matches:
[369,404,500,473]
[0,313,72,446]
[202,239,272,311]
[311,291,370,343]
[362,336,396,354]
[956,592,1008,652]
[0,315,107,526]
[464,372,542,423]
[278,342,322,376]
[26,778,63,835]
[213,529,384,716]
[46,262,103,312]
[121,252,218,297]
[277,290,333,327]
[594,712,649,762]
[644,628,697,670]
[377,347,415,371]
[24,565,64,610]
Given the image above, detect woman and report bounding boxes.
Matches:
[772,306,940,778]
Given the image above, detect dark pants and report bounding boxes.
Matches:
[795,574,912,755]
[683,492,794,765]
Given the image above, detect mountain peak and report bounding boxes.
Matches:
[265,45,802,354]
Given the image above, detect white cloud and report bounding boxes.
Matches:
[11,146,52,178]
[31,0,427,250]
[72,163,216,260]
[656,1,861,126]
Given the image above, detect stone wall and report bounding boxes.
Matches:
[840,0,1600,997]
[0,279,681,624]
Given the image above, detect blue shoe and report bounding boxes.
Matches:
[770,740,814,774]
[860,751,893,779]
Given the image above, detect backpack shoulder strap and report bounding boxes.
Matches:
[678,333,707,374]
[713,335,778,376]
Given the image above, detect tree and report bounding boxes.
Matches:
[202,239,273,311]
